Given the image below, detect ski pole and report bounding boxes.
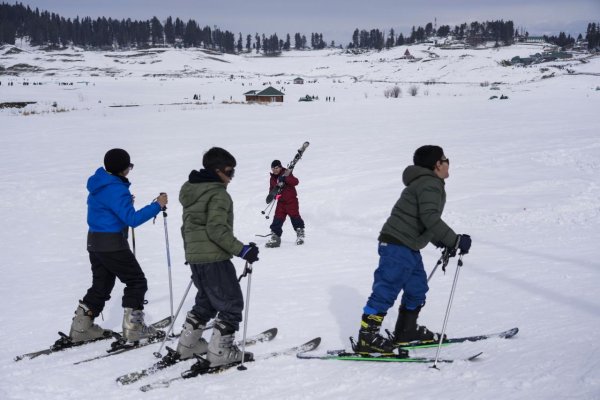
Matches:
[431,254,464,369]
[131,227,136,256]
[261,199,277,219]
[237,261,254,371]
[160,197,175,333]
[153,279,193,358]
[427,252,444,282]
[265,200,276,219]
[131,194,136,256]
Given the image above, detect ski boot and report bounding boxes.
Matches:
[175,312,209,360]
[392,305,446,346]
[295,228,305,245]
[207,319,253,367]
[354,313,396,355]
[69,301,112,343]
[265,232,281,248]
[122,308,158,342]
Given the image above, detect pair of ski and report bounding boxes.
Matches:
[300,327,519,363]
[137,334,322,392]
[14,315,174,362]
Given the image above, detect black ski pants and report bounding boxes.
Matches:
[82,250,148,316]
[188,260,244,331]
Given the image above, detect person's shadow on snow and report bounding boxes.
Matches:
[328,285,398,347]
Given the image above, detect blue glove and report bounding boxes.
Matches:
[239,243,259,263]
[456,234,472,254]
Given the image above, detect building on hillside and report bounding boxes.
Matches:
[402,49,414,59]
[293,77,304,84]
[244,86,284,103]
[523,36,546,43]
[511,50,572,65]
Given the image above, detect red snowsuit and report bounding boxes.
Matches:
[269,168,304,237]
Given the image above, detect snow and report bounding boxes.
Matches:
[1,43,599,400]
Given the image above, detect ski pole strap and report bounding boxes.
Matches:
[440,248,452,274]
[238,262,253,282]
[439,238,462,274]
[255,232,272,237]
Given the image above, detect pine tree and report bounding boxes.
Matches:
[294,32,302,49]
[183,19,199,47]
[425,22,433,37]
[164,17,175,45]
[394,33,402,46]
[174,18,185,43]
[352,28,359,48]
[437,25,450,37]
[150,16,163,45]
[386,28,395,48]
[586,22,599,49]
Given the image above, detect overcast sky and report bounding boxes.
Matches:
[16,0,600,45]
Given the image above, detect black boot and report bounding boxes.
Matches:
[393,305,445,345]
[355,313,395,355]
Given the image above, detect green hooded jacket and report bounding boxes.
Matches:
[378,165,457,251]
[179,170,244,264]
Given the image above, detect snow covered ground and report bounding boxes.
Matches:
[1,43,599,400]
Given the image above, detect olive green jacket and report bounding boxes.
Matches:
[378,165,457,251]
[179,178,244,264]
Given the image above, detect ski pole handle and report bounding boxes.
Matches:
[159,192,167,215]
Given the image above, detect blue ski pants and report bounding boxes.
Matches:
[364,242,429,315]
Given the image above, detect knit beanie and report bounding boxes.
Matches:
[104,148,131,174]
[271,159,282,168]
[202,147,237,171]
[413,145,444,170]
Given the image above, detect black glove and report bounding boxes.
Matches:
[456,234,472,255]
[239,243,259,263]
[277,175,285,187]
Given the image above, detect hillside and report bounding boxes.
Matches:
[1,44,599,400]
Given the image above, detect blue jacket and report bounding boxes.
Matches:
[87,167,161,233]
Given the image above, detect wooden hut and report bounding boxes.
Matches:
[245,86,284,103]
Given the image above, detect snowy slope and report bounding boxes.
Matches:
[1,44,599,400]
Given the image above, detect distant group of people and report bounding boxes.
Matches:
[64,143,470,368]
